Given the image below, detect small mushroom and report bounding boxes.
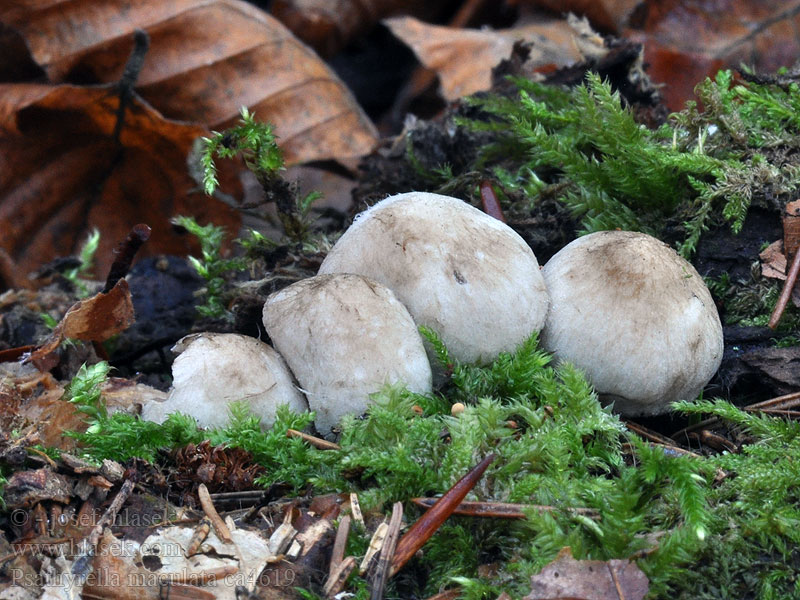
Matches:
[540,230,723,415]
[262,273,432,435]
[141,333,307,428]
[319,192,549,364]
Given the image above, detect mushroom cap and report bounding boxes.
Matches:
[541,230,723,415]
[262,273,432,435]
[141,332,307,428]
[319,192,549,364]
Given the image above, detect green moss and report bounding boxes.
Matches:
[62,333,800,598]
[461,70,800,257]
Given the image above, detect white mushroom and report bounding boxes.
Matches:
[141,333,307,428]
[319,191,549,364]
[541,230,724,416]
[262,273,432,435]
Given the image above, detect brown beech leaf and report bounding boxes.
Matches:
[514,0,645,35]
[524,547,649,600]
[0,0,378,165]
[385,16,580,101]
[0,83,241,287]
[272,0,436,57]
[624,0,800,111]
[30,279,135,368]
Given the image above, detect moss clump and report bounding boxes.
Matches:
[458,69,800,257]
[60,331,800,599]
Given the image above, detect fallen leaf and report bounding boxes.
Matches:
[524,547,649,600]
[0,0,378,165]
[515,0,645,34]
[0,83,241,286]
[385,16,580,101]
[271,0,437,57]
[625,0,800,111]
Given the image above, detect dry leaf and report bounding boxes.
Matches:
[385,16,580,101]
[29,278,135,367]
[515,0,645,34]
[524,547,649,600]
[272,0,436,57]
[626,0,800,111]
[0,83,240,286]
[0,0,378,165]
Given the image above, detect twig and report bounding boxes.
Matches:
[411,498,599,519]
[324,555,357,598]
[186,516,212,556]
[113,29,149,144]
[769,241,800,329]
[71,478,135,583]
[197,483,233,543]
[744,390,800,413]
[390,454,495,576]
[102,223,151,293]
[625,420,678,446]
[370,502,404,600]
[360,520,388,576]
[350,493,365,528]
[329,515,351,578]
[287,429,341,450]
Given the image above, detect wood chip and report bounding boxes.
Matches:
[324,555,357,598]
[197,483,233,543]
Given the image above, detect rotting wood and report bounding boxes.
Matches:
[370,502,404,600]
[287,428,342,450]
[197,483,233,543]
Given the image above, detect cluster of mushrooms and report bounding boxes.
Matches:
[143,192,724,435]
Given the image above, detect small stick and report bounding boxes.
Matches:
[324,555,357,598]
[359,520,388,575]
[768,241,800,329]
[697,430,737,453]
[390,454,495,576]
[287,429,341,450]
[625,420,677,446]
[102,223,151,293]
[410,498,599,519]
[370,502,404,600]
[479,180,506,223]
[71,479,135,584]
[197,483,233,543]
[329,515,351,578]
[186,516,212,556]
[608,563,625,600]
[744,390,800,413]
[350,493,365,528]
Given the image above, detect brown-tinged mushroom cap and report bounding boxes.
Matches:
[141,332,307,428]
[541,230,724,415]
[262,273,432,435]
[318,192,550,364]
